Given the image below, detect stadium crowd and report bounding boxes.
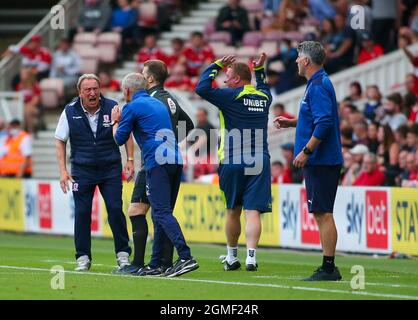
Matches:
[0,0,418,185]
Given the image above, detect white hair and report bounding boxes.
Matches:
[77,74,100,91]
[122,73,146,94]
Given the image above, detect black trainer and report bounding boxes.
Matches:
[164,258,199,278]
[112,264,143,275]
[223,259,241,271]
[135,265,166,277]
[303,266,342,281]
[246,263,258,271]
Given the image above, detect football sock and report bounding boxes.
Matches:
[322,256,335,273]
[246,248,256,265]
[226,245,238,263]
[130,215,148,267]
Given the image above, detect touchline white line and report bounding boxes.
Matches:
[0,265,417,300]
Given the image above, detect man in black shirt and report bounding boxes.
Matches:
[215,0,250,46]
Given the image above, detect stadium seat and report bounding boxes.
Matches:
[138,2,157,27]
[258,41,278,56]
[242,31,263,47]
[39,78,64,109]
[78,47,100,74]
[74,32,98,46]
[72,43,95,56]
[214,46,236,58]
[263,31,285,42]
[204,18,216,36]
[284,31,305,42]
[243,1,263,12]
[97,32,122,63]
[236,46,257,59]
[208,32,232,46]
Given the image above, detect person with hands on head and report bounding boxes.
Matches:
[55,73,133,272]
[274,41,343,281]
[195,52,272,272]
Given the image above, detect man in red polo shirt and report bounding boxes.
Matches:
[179,32,214,77]
[353,153,385,186]
[136,34,168,68]
[357,32,384,65]
[5,34,52,81]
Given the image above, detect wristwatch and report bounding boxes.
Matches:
[302,146,313,156]
[110,120,118,126]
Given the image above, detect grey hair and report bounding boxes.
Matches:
[364,152,377,163]
[77,73,100,90]
[121,73,146,93]
[297,41,326,66]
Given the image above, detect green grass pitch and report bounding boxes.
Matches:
[0,232,417,300]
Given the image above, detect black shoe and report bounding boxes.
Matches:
[303,266,342,281]
[164,258,199,278]
[135,265,166,277]
[246,263,258,271]
[112,264,142,275]
[223,259,241,271]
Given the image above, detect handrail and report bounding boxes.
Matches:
[0,0,80,91]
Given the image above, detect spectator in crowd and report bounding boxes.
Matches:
[271,160,284,183]
[340,150,353,183]
[340,127,354,149]
[50,38,81,98]
[357,32,384,64]
[406,123,418,151]
[409,99,418,124]
[77,0,111,34]
[266,39,299,94]
[353,120,369,146]
[308,0,336,22]
[371,0,400,52]
[377,124,401,185]
[404,73,418,106]
[395,124,409,150]
[98,70,121,93]
[136,34,168,68]
[401,151,418,187]
[189,108,216,161]
[363,85,382,121]
[165,64,194,91]
[111,0,139,56]
[345,81,364,111]
[324,13,356,73]
[166,38,185,68]
[367,121,380,154]
[263,0,282,16]
[215,0,250,46]
[0,119,32,178]
[270,0,309,32]
[179,32,215,77]
[15,68,41,133]
[0,117,7,159]
[341,144,369,186]
[280,143,303,184]
[380,93,408,131]
[353,153,386,186]
[272,103,295,119]
[395,149,410,185]
[4,34,52,85]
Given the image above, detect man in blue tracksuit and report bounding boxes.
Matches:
[274,41,343,281]
[195,53,272,272]
[112,72,198,277]
[55,74,133,271]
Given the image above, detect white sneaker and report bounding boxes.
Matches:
[116,252,130,268]
[75,255,91,271]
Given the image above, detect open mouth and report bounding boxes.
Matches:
[88,97,97,103]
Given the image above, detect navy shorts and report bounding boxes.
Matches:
[303,165,341,214]
[131,169,150,204]
[218,157,272,213]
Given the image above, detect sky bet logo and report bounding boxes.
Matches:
[281,191,298,240]
[346,193,364,244]
[366,191,388,249]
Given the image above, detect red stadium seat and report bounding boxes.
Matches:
[242,31,263,47]
[204,18,216,36]
[209,32,232,46]
[97,32,122,63]
[74,32,98,46]
[78,47,100,74]
[262,31,285,42]
[236,46,257,59]
[40,78,64,109]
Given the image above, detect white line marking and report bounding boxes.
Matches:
[0,265,417,300]
[40,260,110,267]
